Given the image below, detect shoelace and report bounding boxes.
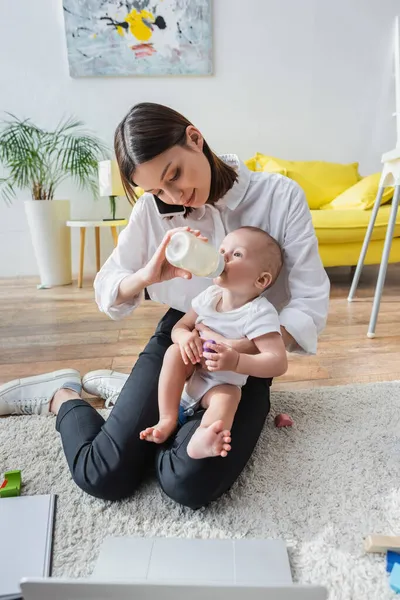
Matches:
[9,396,49,415]
[98,384,119,408]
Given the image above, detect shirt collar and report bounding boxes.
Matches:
[214,154,251,211]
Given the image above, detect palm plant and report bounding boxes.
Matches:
[0,114,108,204]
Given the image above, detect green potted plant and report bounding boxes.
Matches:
[0,114,108,286]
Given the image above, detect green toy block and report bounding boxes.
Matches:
[0,470,21,498]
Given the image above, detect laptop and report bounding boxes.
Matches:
[21,579,327,600]
[21,537,328,599]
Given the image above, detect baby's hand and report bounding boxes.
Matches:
[203,342,240,372]
[178,330,203,365]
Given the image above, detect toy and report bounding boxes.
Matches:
[390,563,400,593]
[364,537,400,593]
[387,551,400,573]
[364,535,400,553]
[274,413,294,428]
[0,469,22,498]
[203,339,217,353]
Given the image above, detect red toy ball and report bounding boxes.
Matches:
[274,413,294,428]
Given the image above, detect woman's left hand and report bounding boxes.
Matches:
[196,322,257,354]
[195,323,226,345]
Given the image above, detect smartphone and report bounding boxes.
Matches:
[152,194,186,217]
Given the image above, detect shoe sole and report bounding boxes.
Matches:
[0,369,81,397]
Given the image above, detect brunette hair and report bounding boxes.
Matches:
[114,103,237,209]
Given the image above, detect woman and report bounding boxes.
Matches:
[0,103,330,508]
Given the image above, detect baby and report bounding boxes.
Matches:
[140,226,288,459]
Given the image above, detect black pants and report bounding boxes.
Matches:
[56,308,272,509]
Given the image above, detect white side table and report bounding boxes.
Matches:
[66,219,128,288]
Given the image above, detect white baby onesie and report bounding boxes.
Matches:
[180,285,281,412]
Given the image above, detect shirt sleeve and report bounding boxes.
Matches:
[191,285,218,315]
[93,200,149,320]
[279,182,330,354]
[244,298,282,340]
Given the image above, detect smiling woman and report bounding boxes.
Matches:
[0,101,330,512]
[114,103,238,210]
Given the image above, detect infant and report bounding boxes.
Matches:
[140,226,288,459]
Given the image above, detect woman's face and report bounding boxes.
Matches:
[132,126,211,209]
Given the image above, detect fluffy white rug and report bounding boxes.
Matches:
[2,381,400,599]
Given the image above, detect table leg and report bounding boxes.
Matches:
[111,226,118,248]
[95,226,101,272]
[78,227,86,288]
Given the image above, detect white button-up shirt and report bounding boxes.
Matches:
[94,155,330,354]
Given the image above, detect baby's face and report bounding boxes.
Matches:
[214,229,272,294]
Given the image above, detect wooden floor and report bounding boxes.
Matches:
[0,265,399,395]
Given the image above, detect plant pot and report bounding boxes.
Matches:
[24,200,72,286]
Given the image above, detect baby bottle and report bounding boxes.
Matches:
[165,231,225,278]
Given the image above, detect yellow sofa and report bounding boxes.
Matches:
[313,205,400,267]
[246,153,400,267]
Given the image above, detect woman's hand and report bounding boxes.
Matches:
[195,323,225,345]
[195,323,258,355]
[142,227,208,286]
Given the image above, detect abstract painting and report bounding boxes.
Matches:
[62,0,212,77]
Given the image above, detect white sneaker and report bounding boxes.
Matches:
[0,369,81,416]
[82,370,129,408]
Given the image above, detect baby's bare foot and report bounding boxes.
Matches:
[140,417,176,444]
[187,420,232,459]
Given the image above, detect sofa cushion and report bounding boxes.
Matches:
[312,204,400,243]
[321,173,394,211]
[249,153,360,209]
[245,156,287,175]
[261,159,287,175]
[318,238,400,267]
[244,156,262,171]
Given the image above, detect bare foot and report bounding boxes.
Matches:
[187,420,232,459]
[139,417,177,444]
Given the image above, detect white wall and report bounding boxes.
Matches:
[0,0,398,277]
